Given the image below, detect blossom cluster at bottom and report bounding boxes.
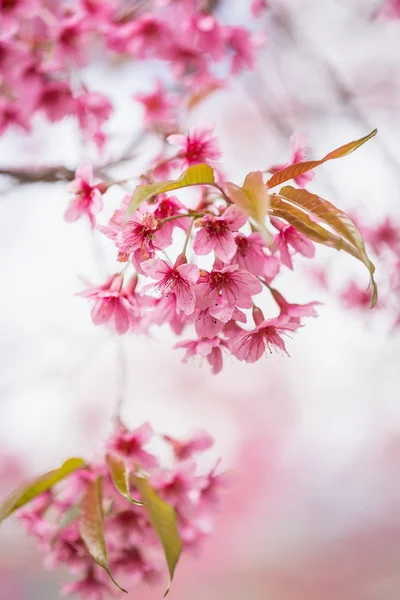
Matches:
[17,424,224,600]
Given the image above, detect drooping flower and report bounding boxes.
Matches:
[141,257,199,315]
[269,133,315,187]
[168,127,221,167]
[232,232,268,275]
[134,80,177,129]
[65,161,106,227]
[270,288,320,323]
[77,274,141,334]
[271,216,315,269]
[174,337,227,374]
[163,430,214,461]
[231,308,301,363]
[193,205,247,262]
[107,423,157,469]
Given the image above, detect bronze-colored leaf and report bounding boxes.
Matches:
[267,129,377,189]
[0,457,85,524]
[79,477,127,594]
[134,475,182,596]
[271,187,377,307]
[225,171,273,245]
[106,454,143,506]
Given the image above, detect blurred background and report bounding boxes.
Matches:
[1,0,400,598]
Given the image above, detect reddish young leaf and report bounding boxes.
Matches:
[271,186,377,307]
[267,129,377,189]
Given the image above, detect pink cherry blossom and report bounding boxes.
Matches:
[107,423,157,469]
[134,80,177,128]
[152,459,204,516]
[65,161,106,227]
[193,205,247,262]
[232,232,268,275]
[53,14,88,66]
[341,281,374,310]
[116,209,166,262]
[374,0,400,19]
[251,0,269,18]
[141,258,200,315]
[231,309,301,363]
[271,216,316,269]
[60,568,113,600]
[196,264,263,318]
[174,336,226,374]
[153,194,191,246]
[76,92,113,149]
[77,274,141,334]
[269,133,315,187]
[163,430,214,461]
[39,80,77,122]
[224,27,257,74]
[168,127,221,167]
[270,288,320,322]
[129,15,173,58]
[184,14,225,61]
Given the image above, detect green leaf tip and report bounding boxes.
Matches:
[0,457,85,524]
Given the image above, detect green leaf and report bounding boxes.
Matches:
[106,454,143,506]
[79,477,127,594]
[271,187,377,307]
[0,457,85,524]
[225,171,273,245]
[134,475,183,596]
[127,163,216,217]
[267,129,377,189]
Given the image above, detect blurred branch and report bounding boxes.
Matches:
[0,166,75,184]
[270,4,400,178]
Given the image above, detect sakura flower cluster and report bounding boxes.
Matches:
[17,424,224,599]
[72,126,321,373]
[0,0,265,146]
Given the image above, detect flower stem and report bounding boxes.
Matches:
[182,218,195,257]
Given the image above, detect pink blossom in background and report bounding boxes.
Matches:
[269,133,315,187]
[168,128,221,167]
[64,162,106,227]
[134,81,178,129]
[251,0,269,18]
[15,425,223,598]
[374,0,400,19]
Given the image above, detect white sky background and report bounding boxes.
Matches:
[1,0,400,598]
